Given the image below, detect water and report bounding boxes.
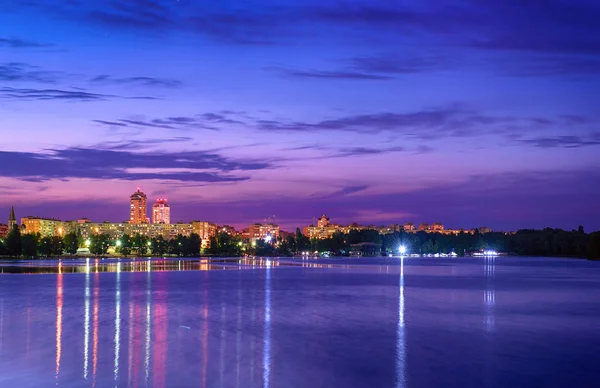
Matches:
[0,256,599,388]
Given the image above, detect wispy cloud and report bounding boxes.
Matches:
[0,36,55,48]
[266,66,393,80]
[0,62,64,83]
[90,75,183,88]
[0,87,157,102]
[0,146,270,183]
[93,112,246,131]
[520,133,600,148]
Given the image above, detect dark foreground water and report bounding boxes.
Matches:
[0,256,599,388]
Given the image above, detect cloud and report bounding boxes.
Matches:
[255,107,512,137]
[0,62,64,83]
[97,137,194,150]
[0,87,157,102]
[0,37,55,48]
[0,147,270,183]
[266,66,393,80]
[90,75,183,88]
[520,134,600,148]
[324,185,369,197]
[93,112,246,131]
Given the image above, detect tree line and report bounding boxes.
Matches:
[2,225,599,259]
[0,226,202,258]
[203,227,600,259]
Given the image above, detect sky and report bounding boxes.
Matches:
[0,0,599,232]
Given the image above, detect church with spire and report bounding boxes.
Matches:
[0,206,15,238]
[8,206,17,230]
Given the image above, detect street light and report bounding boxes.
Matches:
[116,240,122,247]
[85,239,91,247]
[399,245,407,255]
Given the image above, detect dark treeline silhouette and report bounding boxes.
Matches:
[206,227,600,259]
[0,225,202,258]
[1,225,599,259]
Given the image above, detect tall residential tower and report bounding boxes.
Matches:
[129,188,148,224]
[152,198,171,224]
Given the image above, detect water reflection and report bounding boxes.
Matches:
[263,260,272,388]
[84,265,90,379]
[3,257,598,388]
[395,257,406,388]
[93,270,99,386]
[55,266,63,382]
[114,263,121,383]
[484,256,496,332]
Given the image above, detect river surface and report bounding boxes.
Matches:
[0,256,599,388]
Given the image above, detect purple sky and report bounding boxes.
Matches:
[1,0,599,232]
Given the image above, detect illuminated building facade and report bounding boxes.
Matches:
[129,188,148,224]
[431,222,445,231]
[152,198,171,224]
[0,224,8,238]
[20,217,65,237]
[317,214,330,227]
[247,223,280,242]
[192,221,218,248]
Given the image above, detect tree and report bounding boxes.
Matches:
[63,232,79,255]
[132,234,149,256]
[0,239,7,256]
[39,236,54,257]
[89,233,111,256]
[150,235,167,256]
[207,232,242,256]
[295,228,310,252]
[21,233,40,257]
[117,234,132,256]
[588,232,600,260]
[186,233,201,256]
[5,225,22,257]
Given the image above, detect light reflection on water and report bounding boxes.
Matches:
[0,257,600,387]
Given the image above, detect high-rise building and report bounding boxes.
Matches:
[152,198,171,224]
[129,188,148,224]
[8,206,16,231]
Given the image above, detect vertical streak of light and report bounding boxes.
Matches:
[236,285,241,388]
[0,298,3,357]
[84,269,90,379]
[263,261,271,388]
[484,256,496,332]
[114,264,121,384]
[396,257,406,388]
[153,274,167,388]
[202,283,208,388]
[127,290,134,386]
[26,307,31,361]
[55,267,63,384]
[220,297,225,387]
[93,271,99,387]
[145,270,151,384]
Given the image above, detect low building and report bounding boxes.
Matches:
[0,223,8,238]
[20,217,65,238]
[431,222,444,231]
[247,223,280,243]
[403,222,415,232]
[317,214,331,228]
[350,242,381,257]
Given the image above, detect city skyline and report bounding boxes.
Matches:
[1,1,599,232]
